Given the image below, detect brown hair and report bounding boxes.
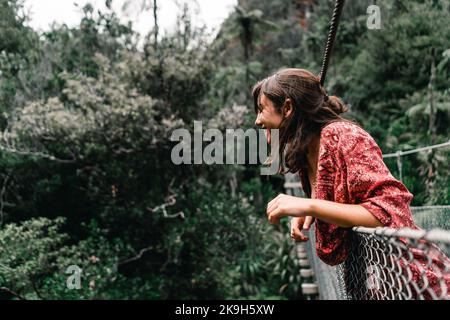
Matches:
[252,68,352,174]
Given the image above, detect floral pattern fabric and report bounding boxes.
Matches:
[298,121,449,299]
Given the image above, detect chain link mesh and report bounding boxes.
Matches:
[284,173,450,300]
[299,222,450,300]
[411,206,450,231]
[343,227,450,300]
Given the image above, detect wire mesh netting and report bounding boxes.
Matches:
[301,225,348,300]
[343,227,450,300]
[412,206,450,231]
[300,221,450,300]
[284,173,450,300]
[285,172,349,300]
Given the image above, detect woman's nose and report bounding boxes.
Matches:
[255,115,262,126]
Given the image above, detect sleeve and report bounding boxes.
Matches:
[314,123,416,266]
[314,222,350,266]
[336,125,416,229]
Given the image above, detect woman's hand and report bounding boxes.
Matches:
[266,194,311,225]
[290,216,314,242]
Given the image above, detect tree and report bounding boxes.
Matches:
[228,5,277,83]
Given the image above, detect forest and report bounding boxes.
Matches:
[0,0,449,299]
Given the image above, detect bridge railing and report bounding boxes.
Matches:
[342,226,449,300]
[298,224,450,300]
[284,172,450,300]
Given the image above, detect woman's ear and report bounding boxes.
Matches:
[283,98,293,118]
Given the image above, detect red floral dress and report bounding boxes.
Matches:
[298,121,450,299]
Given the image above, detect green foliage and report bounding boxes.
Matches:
[0,0,448,300]
[0,0,304,300]
[0,217,124,299]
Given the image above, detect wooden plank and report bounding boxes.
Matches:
[283,182,302,189]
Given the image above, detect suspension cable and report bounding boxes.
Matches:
[319,0,346,86]
[383,140,450,158]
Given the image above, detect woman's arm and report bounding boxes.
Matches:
[308,198,383,228]
[267,194,383,228]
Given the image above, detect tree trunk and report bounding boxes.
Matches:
[153,0,159,50]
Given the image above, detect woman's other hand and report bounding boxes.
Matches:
[290,216,314,242]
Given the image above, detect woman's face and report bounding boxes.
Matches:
[254,93,284,144]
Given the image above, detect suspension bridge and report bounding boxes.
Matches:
[284,141,450,300]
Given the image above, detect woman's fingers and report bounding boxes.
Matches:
[303,216,314,230]
[289,217,311,242]
[266,194,281,214]
[290,217,302,234]
[291,225,309,242]
[268,207,284,224]
[267,195,284,216]
[267,194,306,224]
[268,212,280,224]
[268,214,280,225]
[266,201,277,215]
[290,217,303,229]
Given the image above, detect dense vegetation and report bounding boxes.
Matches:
[0,0,448,299]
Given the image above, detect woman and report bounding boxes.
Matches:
[252,68,449,299]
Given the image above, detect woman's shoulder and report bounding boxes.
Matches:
[321,120,374,144]
[322,120,363,135]
[320,120,380,156]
